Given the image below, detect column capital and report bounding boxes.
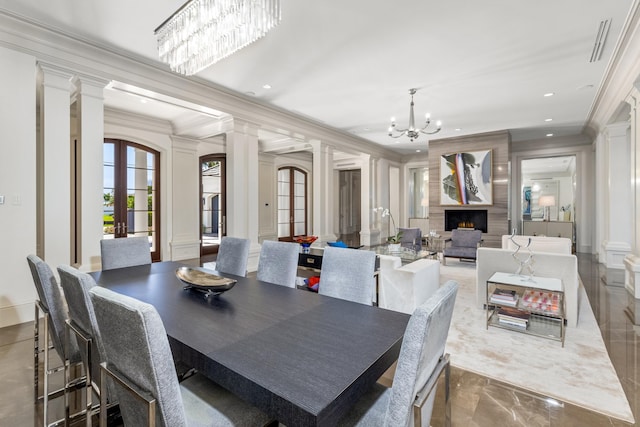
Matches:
[72,74,110,99]
[231,119,259,137]
[38,63,74,91]
[604,121,630,138]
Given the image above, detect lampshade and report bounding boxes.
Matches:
[538,195,556,207]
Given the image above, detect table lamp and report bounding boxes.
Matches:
[538,195,556,221]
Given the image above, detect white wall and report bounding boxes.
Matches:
[0,47,37,327]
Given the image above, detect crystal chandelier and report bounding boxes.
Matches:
[388,88,441,142]
[155,0,281,75]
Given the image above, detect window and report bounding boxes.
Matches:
[103,139,160,261]
[408,167,428,218]
[278,167,307,240]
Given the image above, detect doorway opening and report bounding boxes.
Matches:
[200,154,226,256]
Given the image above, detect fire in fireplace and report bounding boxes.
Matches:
[445,209,488,233]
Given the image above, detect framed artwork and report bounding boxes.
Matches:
[523,186,532,215]
[440,149,492,205]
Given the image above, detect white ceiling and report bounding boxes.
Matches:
[1,0,635,156]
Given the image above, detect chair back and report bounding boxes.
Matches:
[257,240,300,288]
[215,236,250,276]
[318,247,376,305]
[100,236,151,270]
[89,286,187,427]
[57,265,107,384]
[384,280,458,426]
[450,229,482,247]
[398,227,422,251]
[27,255,79,359]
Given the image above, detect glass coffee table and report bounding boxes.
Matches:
[368,245,437,264]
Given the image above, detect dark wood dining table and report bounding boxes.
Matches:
[90,261,410,426]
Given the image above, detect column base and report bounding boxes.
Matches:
[624,254,640,299]
[603,240,631,269]
[360,229,381,247]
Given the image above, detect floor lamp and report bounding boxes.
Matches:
[538,195,556,221]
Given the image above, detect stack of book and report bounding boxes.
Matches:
[497,306,530,329]
[489,288,518,307]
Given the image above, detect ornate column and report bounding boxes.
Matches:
[38,64,74,272]
[359,153,383,247]
[226,120,261,270]
[169,136,200,260]
[310,140,337,244]
[72,74,109,271]
[625,88,640,298]
[600,122,632,277]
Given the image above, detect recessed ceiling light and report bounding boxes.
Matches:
[140,98,148,104]
[263,84,272,89]
[546,133,554,137]
[455,128,461,131]
[544,118,553,122]
[544,92,555,97]
[416,149,421,153]
[245,91,256,96]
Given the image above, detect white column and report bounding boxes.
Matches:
[169,136,200,260]
[310,140,337,244]
[624,89,640,298]
[38,64,73,272]
[226,120,261,270]
[601,122,632,271]
[360,154,380,247]
[73,74,109,272]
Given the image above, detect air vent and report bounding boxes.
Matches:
[590,19,610,63]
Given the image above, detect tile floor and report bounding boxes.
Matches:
[1,253,637,426]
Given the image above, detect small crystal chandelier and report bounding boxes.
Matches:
[155,0,281,76]
[388,88,441,142]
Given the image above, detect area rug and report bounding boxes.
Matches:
[441,262,635,424]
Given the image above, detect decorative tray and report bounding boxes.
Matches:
[176,267,236,295]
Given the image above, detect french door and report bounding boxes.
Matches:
[277,167,308,241]
[200,154,226,256]
[103,139,160,261]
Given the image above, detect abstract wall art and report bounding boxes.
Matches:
[440,149,492,205]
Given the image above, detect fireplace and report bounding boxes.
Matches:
[445,209,488,233]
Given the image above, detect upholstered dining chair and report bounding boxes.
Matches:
[256,240,300,288]
[338,280,459,427]
[100,236,151,270]
[57,264,110,424]
[89,286,274,427]
[212,236,250,276]
[318,246,376,305]
[27,255,81,427]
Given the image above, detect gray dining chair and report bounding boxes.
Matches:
[256,240,300,288]
[57,264,110,424]
[27,255,81,427]
[89,286,274,427]
[100,236,151,270]
[318,246,376,305]
[338,280,458,427]
[213,236,250,276]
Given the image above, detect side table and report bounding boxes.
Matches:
[486,272,565,346]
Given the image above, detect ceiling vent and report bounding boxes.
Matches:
[590,19,610,63]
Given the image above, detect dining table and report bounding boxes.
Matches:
[90,261,410,426]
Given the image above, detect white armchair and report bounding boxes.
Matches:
[378,256,440,314]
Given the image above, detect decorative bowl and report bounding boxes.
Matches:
[176,267,236,295]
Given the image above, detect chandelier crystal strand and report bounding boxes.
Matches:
[388,88,442,142]
[156,0,281,75]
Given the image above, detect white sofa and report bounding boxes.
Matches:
[501,235,572,254]
[476,247,580,327]
[377,255,440,314]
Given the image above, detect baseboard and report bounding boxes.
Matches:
[0,302,34,328]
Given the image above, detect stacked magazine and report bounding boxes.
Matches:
[489,288,518,307]
[497,306,530,329]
